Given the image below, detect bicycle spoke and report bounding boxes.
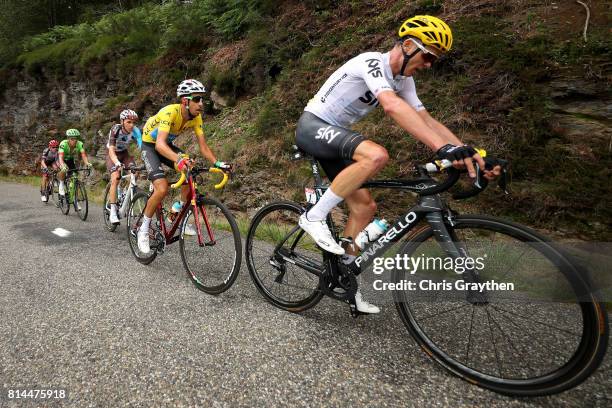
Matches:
[485,307,503,378]
[492,305,582,337]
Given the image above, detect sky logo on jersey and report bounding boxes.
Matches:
[316,126,341,144]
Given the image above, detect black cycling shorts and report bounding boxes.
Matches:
[64,159,76,171]
[141,141,184,181]
[295,111,366,181]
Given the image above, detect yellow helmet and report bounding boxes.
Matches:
[398,15,453,54]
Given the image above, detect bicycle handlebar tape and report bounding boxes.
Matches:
[419,167,461,196]
[171,171,187,189]
[209,167,229,189]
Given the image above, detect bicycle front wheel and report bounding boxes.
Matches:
[74,181,88,221]
[58,180,69,215]
[393,215,608,396]
[245,201,324,312]
[43,179,52,204]
[179,197,242,295]
[51,178,60,208]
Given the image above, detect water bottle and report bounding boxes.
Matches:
[168,201,182,222]
[354,219,390,250]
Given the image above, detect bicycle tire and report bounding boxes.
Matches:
[103,183,118,232]
[179,197,242,295]
[246,201,324,312]
[51,178,60,208]
[43,178,52,204]
[393,215,608,396]
[59,179,69,215]
[74,181,88,221]
[126,191,157,265]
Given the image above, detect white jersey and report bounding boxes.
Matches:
[305,52,425,128]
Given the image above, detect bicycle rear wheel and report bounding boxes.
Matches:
[74,181,88,221]
[246,201,324,312]
[179,197,242,294]
[393,215,608,396]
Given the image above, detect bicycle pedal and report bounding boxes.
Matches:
[348,302,362,318]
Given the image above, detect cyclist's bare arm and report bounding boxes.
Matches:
[154,130,180,162]
[108,145,120,166]
[417,109,462,146]
[80,151,90,166]
[377,91,484,176]
[377,91,447,151]
[195,133,217,164]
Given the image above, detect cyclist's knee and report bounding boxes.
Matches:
[358,145,388,171]
[369,147,389,170]
[153,180,169,196]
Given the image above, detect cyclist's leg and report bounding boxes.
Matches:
[138,142,172,253]
[341,188,381,313]
[141,142,170,217]
[328,141,388,196]
[59,159,75,195]
[40,166,48,200]
[295,112,387,254]
[343,189,377,254]
[107,153,124,223]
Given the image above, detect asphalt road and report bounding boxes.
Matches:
[0,182,610,407]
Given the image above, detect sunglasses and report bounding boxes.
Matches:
[186,96,205,103]
[421,50,438,64]
[409,38,440,64]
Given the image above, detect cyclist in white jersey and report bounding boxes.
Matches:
[296,15,501,313]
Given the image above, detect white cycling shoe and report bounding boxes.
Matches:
[299,213,345,255]
[109,211,120,225]
[183,224,197,236]
[137,230,150,254]
[41,195,47,202]
[355,289,380,314]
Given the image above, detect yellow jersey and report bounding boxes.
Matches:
[142,104,204,144]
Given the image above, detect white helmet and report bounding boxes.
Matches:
[177,79,206,97]
[120,109,138,121]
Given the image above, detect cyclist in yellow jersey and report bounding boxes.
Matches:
[137,79,232,253]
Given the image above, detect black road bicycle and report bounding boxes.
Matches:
[245,147,608,396]
[59,168,90,221]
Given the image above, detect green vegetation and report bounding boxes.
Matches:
[1,1,610,239]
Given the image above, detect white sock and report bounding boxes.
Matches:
[110,203,117,212]
[341,254,357,265]
[139,215,151,232]
[306,188,343,221]
[59,181,65,194]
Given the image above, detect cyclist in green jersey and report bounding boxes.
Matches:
[57,128,92,198]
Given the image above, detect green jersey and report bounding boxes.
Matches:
[59,139,84,160]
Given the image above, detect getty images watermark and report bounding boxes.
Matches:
[370,253,515,292]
